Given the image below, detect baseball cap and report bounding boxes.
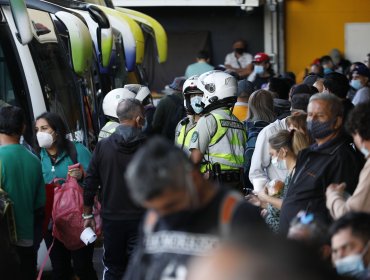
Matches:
[352,63,370,78]
[303,74,321,86]
[290,83,318,98]
[291,94,310,111]
[168,76,186,91]
[237,79,254,97]
[253,52,270,63]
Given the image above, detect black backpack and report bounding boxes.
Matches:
[243,120,270,187]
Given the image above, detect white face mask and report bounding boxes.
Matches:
[190,96,203,114]
[360,144,370,158]
[37,131,54,148]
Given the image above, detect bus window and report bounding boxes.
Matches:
[28,9,88,144]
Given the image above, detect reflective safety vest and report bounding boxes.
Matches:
[98,121,119,141]
[175,118,197,157]
[200,109,246,173]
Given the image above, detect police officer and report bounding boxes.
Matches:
[99,85,151,141]
[189,70,246,191]
[174,75,204,156]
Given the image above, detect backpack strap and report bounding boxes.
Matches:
[219,191,243,237]
[37,238,54,280]
[67,141,78,164]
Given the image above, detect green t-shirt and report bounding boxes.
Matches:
[0,144,45,242]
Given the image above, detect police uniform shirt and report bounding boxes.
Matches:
[188,110,220,155]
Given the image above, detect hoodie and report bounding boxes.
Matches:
[83,125,146,220]
[249,118,289,183]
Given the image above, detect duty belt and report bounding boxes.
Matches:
[218,171,241,183]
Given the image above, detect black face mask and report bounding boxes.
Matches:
[234,48,245,55]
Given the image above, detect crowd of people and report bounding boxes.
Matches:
[0,39,370,280]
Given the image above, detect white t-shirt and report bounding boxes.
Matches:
[224,52,253,69]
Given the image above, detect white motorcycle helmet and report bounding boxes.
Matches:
[102,88,136,118]
[197,70,237,109]
[182,75,204,114]
[123,84,151,104]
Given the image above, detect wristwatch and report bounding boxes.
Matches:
[82,213,94,220]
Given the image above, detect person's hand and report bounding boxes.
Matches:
[83,217,96,232]
[257,187,270,203]
[326,182,346,196]
[69,168,83,180]
[261,208,268,218]
[245,194,261,207]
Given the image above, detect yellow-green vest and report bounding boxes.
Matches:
[175,119,196,157]
[200,109,246,173]
[98,121,119,141]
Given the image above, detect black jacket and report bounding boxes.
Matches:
[280,133,364,235]
[83,125,146,220]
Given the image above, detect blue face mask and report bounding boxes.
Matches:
[335,243,369,278]
[254,65,264,74]
[271,151,287,170]
[307,119,336,139]
[324,68,333,75]
[350,79,363,90]
[190,96,203,114]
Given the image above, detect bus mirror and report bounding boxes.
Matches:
[9,0,33,45]
[87,5,113,68]
[55,11,93,76]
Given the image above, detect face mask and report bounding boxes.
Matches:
[190,96,203,114]
[254,65,264,74]
[37,131,54,148]
[323,68,333,75]
[360,144,370,158]
[307,119,336,139]
[234,48,245,55]
[271,156,287,170]
[350,79,363,90]
[335,243,369,278]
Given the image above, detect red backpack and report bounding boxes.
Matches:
[52,163,101,251]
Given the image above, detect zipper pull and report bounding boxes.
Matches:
[51,166,55,172]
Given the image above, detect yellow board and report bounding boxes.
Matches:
[286,0,370,82]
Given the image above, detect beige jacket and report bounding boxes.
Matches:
[326,157,370,219]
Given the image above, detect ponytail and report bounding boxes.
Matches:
[291,129,310,156]
[269,129,310,156]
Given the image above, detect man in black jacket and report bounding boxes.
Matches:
[280,93,364,235]
[83,98,146,280]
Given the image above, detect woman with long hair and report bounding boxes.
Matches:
[243,89,276,186]
[257,129,310,233]
[35,112,97,280]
